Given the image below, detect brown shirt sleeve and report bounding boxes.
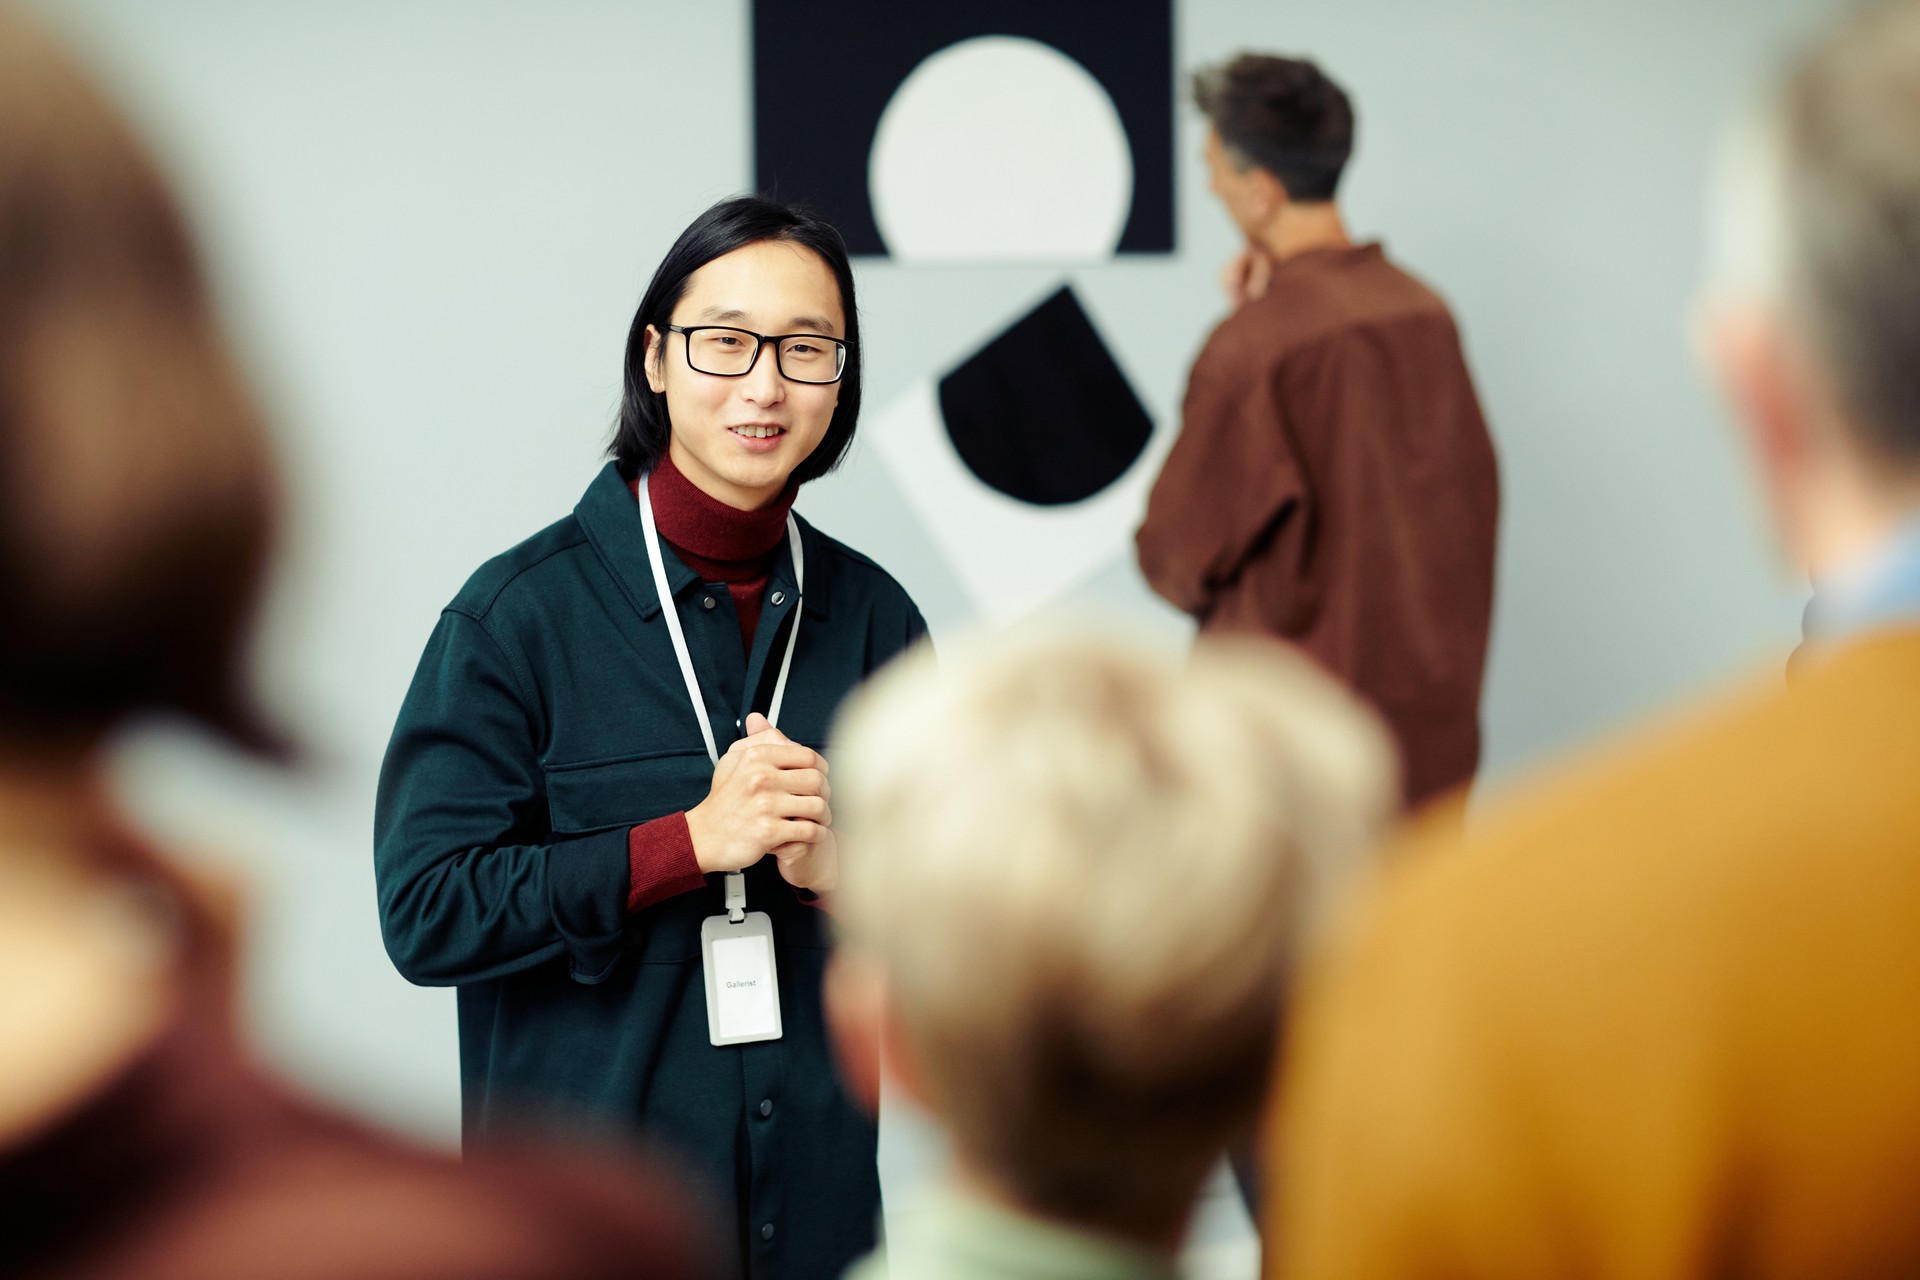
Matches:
[1136,338,1307,620]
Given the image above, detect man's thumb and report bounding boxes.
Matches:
[745,712,777,737]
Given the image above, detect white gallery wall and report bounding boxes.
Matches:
[36,0,1833,1163]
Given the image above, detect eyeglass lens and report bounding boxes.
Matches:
[684,328,844,383]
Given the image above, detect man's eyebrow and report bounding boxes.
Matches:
[692,306,839,335]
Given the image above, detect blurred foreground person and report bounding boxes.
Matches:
[1273,4,1920,1276]
[0,9,708,1278]
[1136,54,1499,811]
[827,631,1394,1280]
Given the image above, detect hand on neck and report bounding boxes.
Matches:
[1254,199,1354,265]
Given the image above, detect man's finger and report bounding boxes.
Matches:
[777,794,831,825]
[778,768,829,799]
[726,727,785,755]
[744,712,791,743]
[772,820,824,849]
[731,726,791,753]
[1221,251,1249,304]
[1247,248,1275,301]
[746,743,826,773]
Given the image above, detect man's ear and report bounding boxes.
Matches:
[824,947,933,1117]
[643,325,668,395]
[1701,299,1820,561]
[824,949,886,1116]
[1252,166,1291,221]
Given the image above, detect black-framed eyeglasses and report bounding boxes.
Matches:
[666,325,848,385]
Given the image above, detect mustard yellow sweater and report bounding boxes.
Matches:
[1272,632,1920,1279]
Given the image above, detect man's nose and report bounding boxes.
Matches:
[740,342,786,404]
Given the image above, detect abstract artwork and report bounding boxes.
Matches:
[753,2,1176,622]
[754,1,1173,262]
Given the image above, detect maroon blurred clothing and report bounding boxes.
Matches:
[0,820,715,1280]
[1137,243,1499,808]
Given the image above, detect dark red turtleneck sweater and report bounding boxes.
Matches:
[624,455,800,914]
[634,452,797,649]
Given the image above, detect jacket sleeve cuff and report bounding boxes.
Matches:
[628,813,708,914]
[546,827,633,985]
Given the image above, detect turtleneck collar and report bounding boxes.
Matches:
[638,451,796,566]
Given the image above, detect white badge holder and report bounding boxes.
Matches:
[701,888,783,1045]
[639,475,803,1047]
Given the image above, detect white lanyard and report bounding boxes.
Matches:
[637,473,804,922]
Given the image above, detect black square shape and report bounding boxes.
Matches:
[753,0,1174,258]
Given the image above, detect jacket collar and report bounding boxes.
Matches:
[574,460,832,622]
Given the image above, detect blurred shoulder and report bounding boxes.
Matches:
[141,1090,713,1280]
[1354,636,1920,969]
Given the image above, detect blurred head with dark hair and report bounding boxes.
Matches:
[614,195,859,510]
[0,4,278,755]
[1704,0,1920,582]
[1195,53,1353,236]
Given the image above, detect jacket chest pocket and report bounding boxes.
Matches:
[545,750,713,836]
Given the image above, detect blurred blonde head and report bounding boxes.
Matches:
[828,627,1395,1241]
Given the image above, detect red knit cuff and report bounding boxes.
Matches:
[627,813,707,914]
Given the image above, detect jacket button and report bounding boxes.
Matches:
[702,596,716,610]
[758,1098,773,1118]
[760,1223,776,1242]
[769,591,786,606]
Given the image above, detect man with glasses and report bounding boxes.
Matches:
[378,199,926,1280]
[1136,53,1499,812]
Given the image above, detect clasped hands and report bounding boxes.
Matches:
[685,713,836,896]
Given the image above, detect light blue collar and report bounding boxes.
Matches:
[1807,515,1920,641]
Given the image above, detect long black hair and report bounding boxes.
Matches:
[611,195,861,483]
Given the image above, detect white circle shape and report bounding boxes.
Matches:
[868,36,1134,264]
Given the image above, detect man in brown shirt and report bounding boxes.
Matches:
[1137,55,1499,809]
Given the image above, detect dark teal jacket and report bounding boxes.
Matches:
[375,461,926,1280]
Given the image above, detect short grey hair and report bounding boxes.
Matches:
[1776,0,1920,458]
